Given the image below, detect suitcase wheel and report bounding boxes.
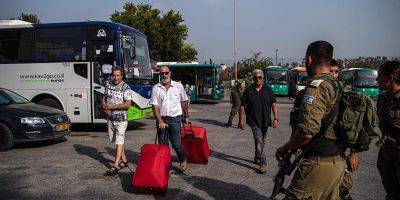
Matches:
[203,160,208,165]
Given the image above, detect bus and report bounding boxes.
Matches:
[0,20,153,123]
[263,66,289,96]
[340,68,379,98]
[157,62,224,102]
[287,66,308,97]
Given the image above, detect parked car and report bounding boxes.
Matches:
[0,88,71,151]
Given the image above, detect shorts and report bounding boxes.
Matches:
[107,120,128,145]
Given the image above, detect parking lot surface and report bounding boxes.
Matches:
[0,97,385,200]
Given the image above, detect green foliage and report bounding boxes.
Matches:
[237,52,273,78]
[12,13,40,24]
[110,2,197,62]
[339,56,400,69]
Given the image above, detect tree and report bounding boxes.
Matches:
[237,51,273,79]
[15,12,40,24]
[111,3,197,61]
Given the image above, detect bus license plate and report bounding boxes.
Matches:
[57,123,69,131]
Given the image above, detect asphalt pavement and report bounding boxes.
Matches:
[0,96,385,200]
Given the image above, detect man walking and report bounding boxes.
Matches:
[150,66,190,172]
[276,41,345,199]
[103,67,132,176]
[226,80,242,128]
[239,69,279,174]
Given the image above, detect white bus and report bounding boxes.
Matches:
[0,20,153,123]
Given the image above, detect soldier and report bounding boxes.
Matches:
[376,61,400,200]
[276,41,345,199]
[226,80,242,128]
[331,59,359,200]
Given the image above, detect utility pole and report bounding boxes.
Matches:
[233,0,237,80]
[275,49,278,65]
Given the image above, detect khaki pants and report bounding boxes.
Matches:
[285,155,345,200]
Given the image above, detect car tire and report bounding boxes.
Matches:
[0,123,14,151]
[38,99,63,111]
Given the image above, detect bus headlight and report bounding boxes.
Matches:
[21,117,46,124]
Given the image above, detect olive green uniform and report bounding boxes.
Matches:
[377,91,400,200]
[227,85,242,126]
[285,74,345,200]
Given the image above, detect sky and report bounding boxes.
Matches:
[1,0,399,65]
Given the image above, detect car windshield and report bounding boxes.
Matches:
[297,72,308,85]
[266,71,287,84]
[122,33,151,79]
[0,89,29,105]
[356,70,378,87]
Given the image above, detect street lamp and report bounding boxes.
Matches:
[275,49,278,65]
[233,0,237,80]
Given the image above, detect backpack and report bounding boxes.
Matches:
[290,82,381,152]
[335,85,382,152]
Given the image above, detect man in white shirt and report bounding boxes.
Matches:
[150,66,190,172]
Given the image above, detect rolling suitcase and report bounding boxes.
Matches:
[180,122,210,164]
[132,139,171,195]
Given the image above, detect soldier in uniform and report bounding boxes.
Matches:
[226,80,242,127]
[275,41,345,199]
[331,59,359,200]
[376,60,400,200]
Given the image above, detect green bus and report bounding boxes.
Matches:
[157,62,224,102]
[263,66,289,96]
[340,68,380,98]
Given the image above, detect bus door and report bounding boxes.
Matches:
[91,40,115,123]
[198,70,213,98]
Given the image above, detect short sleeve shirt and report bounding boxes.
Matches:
[149,80,189,117]
[296,73,337,138]
[104,80,132,121]
[241,84,277,127]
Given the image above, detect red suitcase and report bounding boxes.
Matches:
[132,144,171,194]
[180,123,210,164]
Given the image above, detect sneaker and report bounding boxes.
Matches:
[259,164,267,174]
[225,122,232,128]
[179,161,188,172]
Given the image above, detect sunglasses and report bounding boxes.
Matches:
[330,70,339,73]
[160,72,170,75]
[253,76,263,80]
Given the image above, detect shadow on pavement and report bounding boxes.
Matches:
[14,136,67,149]
[73,144,113,168]
[118,171,204,199]
[194,118,226,127]
[71,121,146,132]
[181,175,271,200]
[210,150,259,172]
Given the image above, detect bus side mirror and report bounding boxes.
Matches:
[130,46,136,59]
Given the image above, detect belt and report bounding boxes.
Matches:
[304,155,343,162]
[161,116,180,119]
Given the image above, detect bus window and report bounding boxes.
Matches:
[35,27,86,62]
[0,29,21,63]
[355,70,377,87]
[122,33,151,79]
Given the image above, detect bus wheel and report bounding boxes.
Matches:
[38,99,63,111]
[0,123,14,151]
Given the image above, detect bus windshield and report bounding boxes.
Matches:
[297,72,308,85]
[122,34,151,79]
[266,70,287,84]
[356,70,378,87]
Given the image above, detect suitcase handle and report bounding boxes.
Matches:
[182,121,194,136]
